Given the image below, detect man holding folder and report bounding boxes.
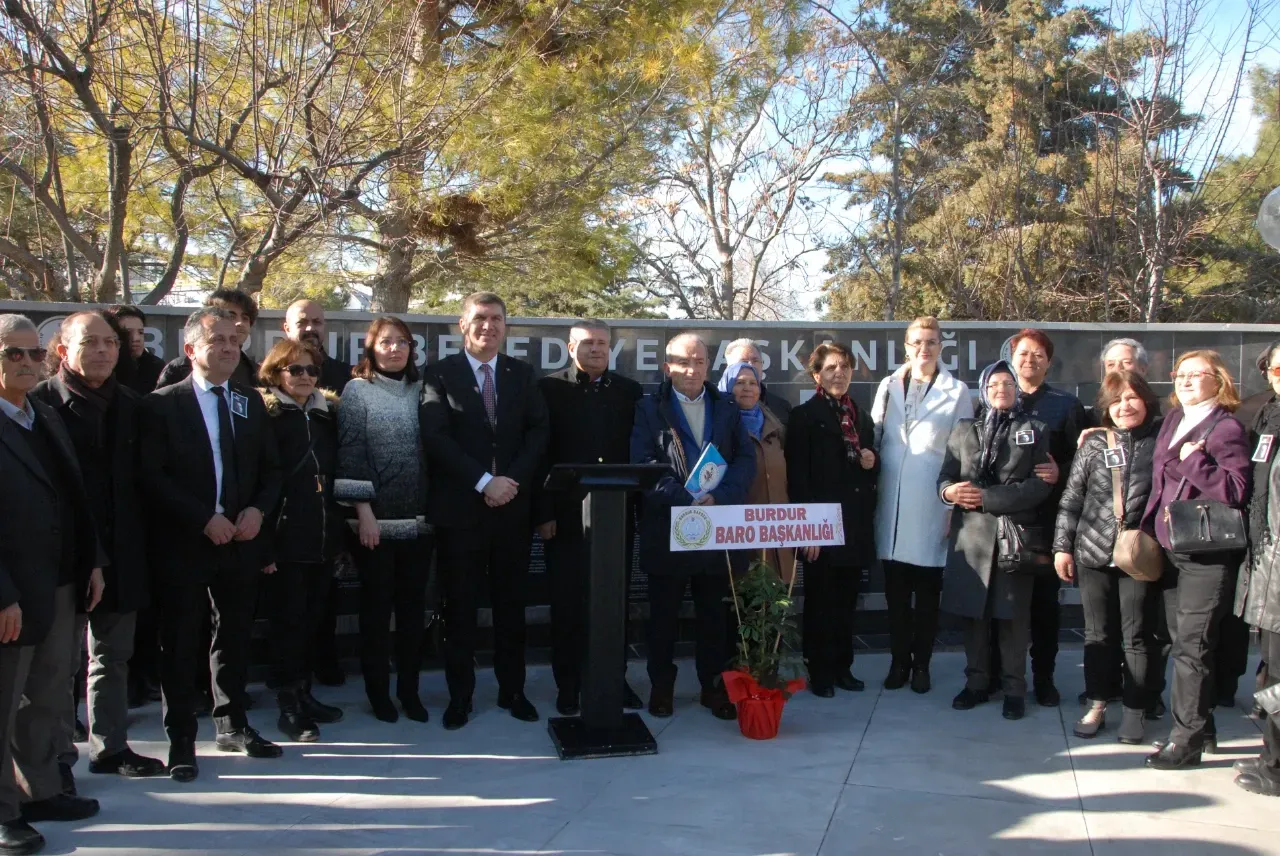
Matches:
[630,332,755,720]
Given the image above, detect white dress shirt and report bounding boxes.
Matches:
[192,372,233,514]
[0,395,35,431]
[465,350,499,493]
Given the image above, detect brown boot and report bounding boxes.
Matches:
[648,685,674,717]
[700,687,737,720]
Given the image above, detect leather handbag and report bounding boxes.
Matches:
[997,516,1053,574]
[1106,430,1164,582]
[1162,414,1247,555]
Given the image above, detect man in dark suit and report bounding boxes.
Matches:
[140,307,283,782]
[533,320,644,716]
[0,313,103,854]
[420,292,550,730]
[155,289,259,389]
[33,312,165,785]
[281,298,348,688]
[725,338,791,426]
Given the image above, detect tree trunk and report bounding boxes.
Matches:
[886,97,903,321]
[94,125,132,303]
[368,213,416,313]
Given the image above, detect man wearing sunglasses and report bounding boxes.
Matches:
[32,312,166,790]
[139,308,282,782]
[0,313,105,854]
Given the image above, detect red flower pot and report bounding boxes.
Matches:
[721,670,807,740]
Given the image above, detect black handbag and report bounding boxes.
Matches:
[1162,415,1247,555]
[997,517,1053,574]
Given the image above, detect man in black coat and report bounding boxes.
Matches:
[155,289,259,389]
[33,312,166,784]
[533,320,644,716]
[140,307,283,782]
[725,338,791,426]
[0,313,104,853]
[281,298,348,688]
[420,292,550,730]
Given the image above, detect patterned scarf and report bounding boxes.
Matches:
[976,360,1022,484]
[815,383,861,461]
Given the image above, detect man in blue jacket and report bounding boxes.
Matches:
[631,332,755,721]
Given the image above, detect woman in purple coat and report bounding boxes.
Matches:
[1141,350,1252,770]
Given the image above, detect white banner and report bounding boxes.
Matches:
[669,503,845,552]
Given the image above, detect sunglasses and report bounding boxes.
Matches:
[2,347,47,363]
[284,364,320,378]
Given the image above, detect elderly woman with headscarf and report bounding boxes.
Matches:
[938,360,1053,721]
[718,360,793,579]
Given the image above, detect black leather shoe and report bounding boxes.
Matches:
[20,793,99,823]
[1235,770,1280,796]
[834,671,865,692]
[811,682,835,698]
[88,748,165,778]
[623,682,644,711]
[0,819,44,855]
[497,692,539,722]
[442,699,472,730]
[700,688,737,720]
[168,740,198,783]
[368,695,398,723]
[215,727,283,758]
[1145,697,1166,720]
[299,689,343,724]
[313,659,346,687]
[1034,679,1061,707]
[648,686,674,718]
[883,664,911,690]
[1234,757,1262,775]
[952,688,990,710]
[910,668,931,694]
[278,708,320,743]
[398,695,429,723]
[72,720,87,744]
[57,764,75,796]
[555,689,580,716]
[1145,741,1202,770]
[1002,696,1026,720]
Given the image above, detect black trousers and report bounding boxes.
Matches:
[131,604,160,689]
[1078,564,1153,709]
[802,558,862,682]
[1215,611,1252,702]
[354,536,431,702]
[1030,573,1060,679]
[1162,549,1239,747]
[883,560,943,670]
[264,560,333,690]
[159,544,258,741]
[647,570,727,691]
[1258,629,1280,782]
[965,571,1034,696]
[313,576,341,671]
[544,528,631,695]
[438,522,531,702]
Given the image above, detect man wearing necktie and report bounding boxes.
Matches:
[139,308,282,782]
[420,292,550,730]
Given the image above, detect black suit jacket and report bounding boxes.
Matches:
[156,352,258,390]
[32,378,149,614]
[420,352,550,529]
[140,376,282,578]
[0,399,104,645]
[532,367,643,533]
[318,353,350,394]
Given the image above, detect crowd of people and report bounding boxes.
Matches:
[0,291,1277,856]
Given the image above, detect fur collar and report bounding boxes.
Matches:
[260,387,339,416]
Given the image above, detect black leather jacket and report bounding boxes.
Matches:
[1052,419,1159,569]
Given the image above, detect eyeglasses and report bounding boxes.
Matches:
[907,339,940,350]
[2,347,47,363]
[284,364,320,378]
[985,381,1016,391]
[1172,370,1215,382]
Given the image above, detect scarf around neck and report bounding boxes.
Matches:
[815,383,861,461]
[976,360,1022,484]
[718,361,764,438]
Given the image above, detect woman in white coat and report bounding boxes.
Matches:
[872,316,974,693]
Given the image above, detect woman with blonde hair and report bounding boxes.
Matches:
[1141,349,1251,770]
[871,316,973,693]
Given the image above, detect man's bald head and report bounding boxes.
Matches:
[284,299,326,348]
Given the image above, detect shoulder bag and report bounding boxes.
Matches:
[1106,429,1164,582]
[1162,414,1248,555]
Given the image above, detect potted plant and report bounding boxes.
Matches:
[722,557,807,739]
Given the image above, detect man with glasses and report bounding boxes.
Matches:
[140,308,283,782]
[33,313,165,791]
[1006,329,1088,708]
[0,313,104,854]
[630,333,755,720]
[724,338,791,426]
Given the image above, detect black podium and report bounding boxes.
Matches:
[543,463,668,760]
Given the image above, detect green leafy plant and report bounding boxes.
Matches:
[728,558,803,693]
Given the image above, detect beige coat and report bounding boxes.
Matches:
[746,406,795,582]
